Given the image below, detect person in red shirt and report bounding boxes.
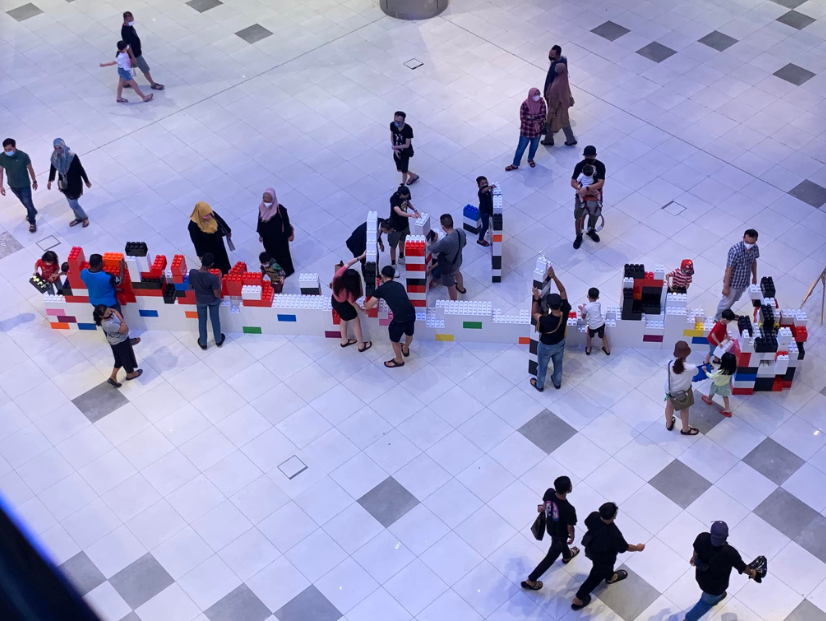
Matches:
[33,250,60,294]
[705,309,735,365]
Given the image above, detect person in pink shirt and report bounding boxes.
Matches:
[331,254,372,352]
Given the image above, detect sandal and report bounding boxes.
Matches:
[477,240,490,246]
[69,219,81,227]
[565,141,578,146]
[82,219,90,227]
[530,378,544,392]
[681,427,699,436]
[456,286,467,294]
[117,98,128,103]
[341,338,357,348]
[130,337,141,346]
[505,165,518,171]
[107,378,122,388]
[602,347,610,355]
[562,546,580,564]
[29,223,36,233]
[143,94,153,102]
[125,369,143,381]
[407,174,419,184]
[384,359,404,368]
[585,346,591,356]
[528,160,536,168]
[521,580,542,590]
[701,395,713,405]
[358,341,372,353]
[151,83,165,90]
[571,595,591,611]
[607,570,628,584]
[720,410,732,418]
[666,416,675,431]
[402,345,410,357]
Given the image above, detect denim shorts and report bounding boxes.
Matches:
[118,68,133,81]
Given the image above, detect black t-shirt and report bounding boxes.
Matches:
[572,158,606,182]
[478,187,493,215]
[189,269,219,304]
[693,533,747,595]
[391,123,414,157]
[538,299,572,345]
[372,280,415,323]
[389,193,412,231]
[121,25,142,57]
[542,489,577,539]
[347,222,368,256]
[582,511,629,562]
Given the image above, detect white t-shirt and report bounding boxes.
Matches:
[664,360,698,394]
[577,173,595,189]
[116,52,132,72]
[581,301,604,330]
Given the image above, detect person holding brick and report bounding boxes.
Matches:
[364,265,416,368]
[331,254,372,353]
[705,309,735,365]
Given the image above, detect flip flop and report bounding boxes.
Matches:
[69,219,81,227]
[125,369,143,381]
[107,378,122,388]
[521,580,542,590]
[29,224,36,233]
[585,346,591,355]
[477,240,490,246]
[82,219,90,227]
[341,338,357,348]
[562,546,580,564]
[117,98,128,103]
[505,165,518,171]
[130,337,141,346]
[666,416,675,431]
[151,83,165,90]
[384,359,404,368]
[681,427,699,436]
[607,570,628,584]
[720,410,732,417]
[402,345,410,357]
[143,94,153,102]
[571,595,591,611]
[530,378,544,392]
[701,395,713,405]
[528,160,536,168]
[456,286,467,294]
[358,341,372,352]
[602,347,610,355]
[407,174,419,184]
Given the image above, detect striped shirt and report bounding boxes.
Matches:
[669,269,692,289]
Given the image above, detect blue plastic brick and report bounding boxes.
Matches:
[77,323,97,331]
[463,204,478,218]
[277,314,297,322]
[174,283,189,291]
[139,309,159,317]
[691,336,709,344]
[734,373,757,382]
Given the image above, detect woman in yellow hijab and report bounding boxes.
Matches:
[188,201,232,274]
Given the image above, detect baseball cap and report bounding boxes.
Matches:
[583,145,597,156]
[710,521,728,546]
[547,293,562,310]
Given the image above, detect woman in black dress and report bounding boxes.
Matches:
[188,201,232,274]
[257,187,294,278]
[47,138,91,227]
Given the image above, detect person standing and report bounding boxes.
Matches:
[82,254,124,314]
[94,305,142,387]
[189,201,232,274]
[121,11,164,90]
[506,88,546,171]
[530,266,569,391]
[346,218,390,261]
[331,255,371,352]
[47,139,90,228]
[665,340,699,436]
[0,138,38,233]
[521,476,579,591]
[685,522,758,621]
[476,177,494,247]
[388,185,420,270]
[189,253,225,350]
[715,230,759,320]
[426,214,467,300]
[256,188,294,278]
[391,111,418,185]
[543,63,576,147]
[571,502,646,611]
[364,265,417,368]
[571,146,605,249]
[543,45,567,111]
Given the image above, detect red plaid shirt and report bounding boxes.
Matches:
[520,100,546,138]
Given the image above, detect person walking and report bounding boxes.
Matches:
[331,255,372,352]
[543,45,567,114]
[571,502,646,611]
[665,340,699,436]
[93,305,142,387]
[47,139,91,228]
[426,214,467,300]
[257,187,294,278]
[0,138,38,233]
[391,111,418,185]
[715,230,759,320]
[521,476,579,591]
[543,62,576,147]
[189,201,232,274]
[530,266,569,391]
[99,41,153,104]
[364,265,417,368]
[506,88,546,171]
[388,185,420,270]
[189,253,225,350]
[121,11,164,90]
[571,146,605,249]
[685,522,758,621]
[82,254,124,314]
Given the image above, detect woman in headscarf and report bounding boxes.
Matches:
[47,138,91,227]
[506,88,547,171]
[542,63,577,147]
[188,201,232,274]
[257,187,295,278]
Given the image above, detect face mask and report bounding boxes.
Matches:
[128,21,134,26]
[263,202,273,207]
[4,151,13,156]
[743,242,754,249]
[394,121,402,128]
[532,95,540,102]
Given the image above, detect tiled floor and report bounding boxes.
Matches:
[3,0,826,620]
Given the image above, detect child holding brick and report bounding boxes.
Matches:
[579,287,609,355]
[33,250,61,295]
[667,259,693,293]
[259,252,285,292]
[702,352,735,417]
[705,309,735,365]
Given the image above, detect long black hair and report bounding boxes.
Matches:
[333,268,362,301]
[719,352,736,376]
[92,304,109,326]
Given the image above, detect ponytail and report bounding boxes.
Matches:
[673,357,685,374]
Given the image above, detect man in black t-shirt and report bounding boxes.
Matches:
[121,11,164,90]
[530,266,570,391]
[571,145,606,249]
[522,476,579,591]
[685,521,757,621]
[346,219,391,260]
[364,266,416,368]
[390,111,418,185]
[572,502,646,610]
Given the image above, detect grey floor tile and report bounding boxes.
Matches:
[743,438,804,485]
[774,63,816,86]
[649,460,712,509]
[58,551,106,597]
[685,398,726,435]
[518,409,577,454]
[8,2,42,21]
[789,180,826,208]
[186,0,222,12]
[235,24,273,44]
[754,488,818,539]
[109,553,174,609]
[637,42,677,63]
[0,231,24,260]
[698,31,738,52]
[205,584,271,621]
[794,514,826,564]
[357,476,419,528]
[777,9,816,29]
[784,599,826,621]
[72,382,130,423]
[591,21,630,42]
[274,585,342,621]
[593,565,659,621]
[119,614,141,621]
[771,0,807,7]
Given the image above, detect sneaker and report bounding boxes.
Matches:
[573,234,582,249]
[398,255,405,264]
[587,229,600,243]
[197,338,207,351]
[216,333,226,347]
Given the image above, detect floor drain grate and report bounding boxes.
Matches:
[278,455,308,479]
[662,201,686,215]
[404,58,423,70]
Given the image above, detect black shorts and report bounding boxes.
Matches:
[388,319,415,343]
[394,153,410,173]
[588,324,605,338]
[111,339,137,373]
[331,295,358,322]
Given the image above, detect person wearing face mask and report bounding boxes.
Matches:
[47,138,91,228]
[505,88,547,171]
[257,187,295,278]
[390,111,418,185]
[715,229,759,320]
[543,45,567,111]
[188,202,232,274]
[0,138,39,233]
[121,11,164,91]
[542,62,576,147]
[571,146,606,249]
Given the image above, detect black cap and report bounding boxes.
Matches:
[547,293,562,310]
[583,145,597,156]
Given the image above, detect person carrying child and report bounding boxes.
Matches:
[705,309,735,365]
[259,252,285,293]
[579,287,610,355]
[99,41,153,104]
[33,251,61,295]
[702,352,735,417]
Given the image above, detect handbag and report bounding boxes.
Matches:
[216,215,235,252]
[668,361,695,410]
[530,506,546,541]
[57,174,68,191]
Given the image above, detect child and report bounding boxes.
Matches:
[667,259,693,293]
[477,176,495,247]
[702,352,735,417]
[259,252,285,292]
[579,287,610,355]
[100,41,153,104]
[575,164,600,199]
[705,309,735,365]
[33,251,61,294]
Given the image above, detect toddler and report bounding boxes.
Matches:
[702,352,735,417]
[260,252,285,292]
[100,41,153,104]
[33,251,61,294]
[579,287,610,355]
[667,259,694,293]
[576,164,601,199]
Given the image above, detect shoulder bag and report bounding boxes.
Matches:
[668,361,695,410]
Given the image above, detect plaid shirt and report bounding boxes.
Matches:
[727,241,759,289]
[520,100,546,138]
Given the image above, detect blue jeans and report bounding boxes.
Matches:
[197,299,221,345]
[479,211,490,241]
[66,197,88,221]
[10,186,37,224]
[685,591,727,621]
[536,339,565,389]
[513,135,541,167]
